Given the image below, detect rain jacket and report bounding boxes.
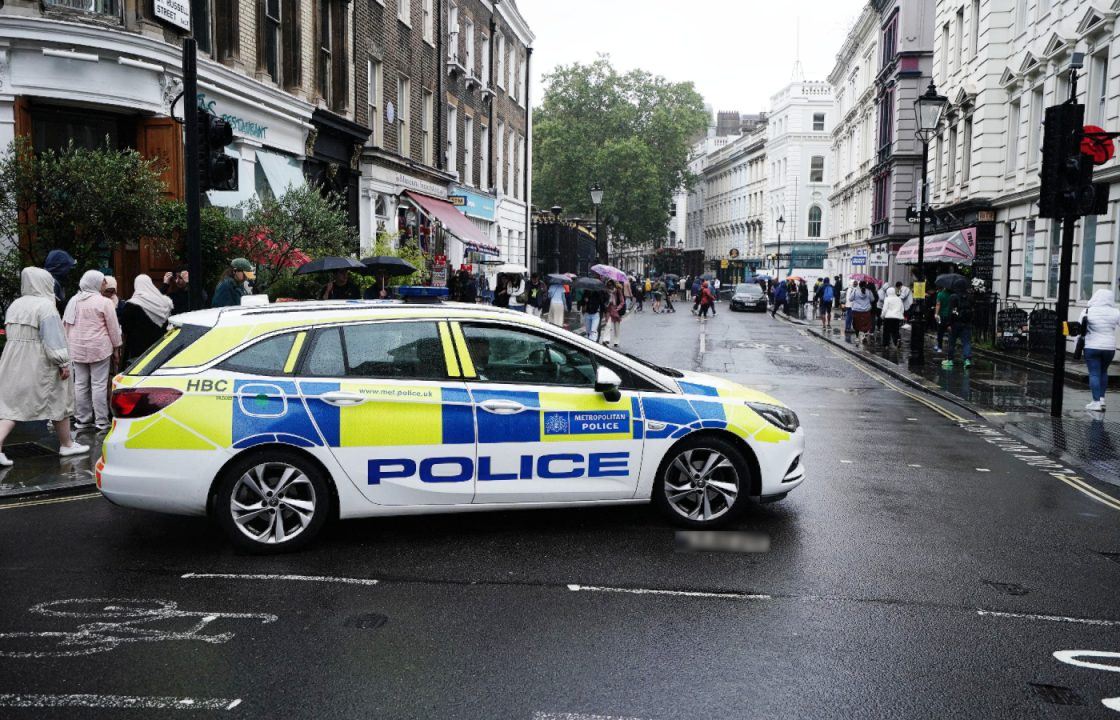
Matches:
[1084,289,1120,351]
[43,249,76,305]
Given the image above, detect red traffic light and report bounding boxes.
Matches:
[1081,125,1115,165]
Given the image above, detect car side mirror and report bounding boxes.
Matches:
[595,366,623,403]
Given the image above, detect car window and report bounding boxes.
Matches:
[303,327,346,377]
[460,324,595,387]
[218,333,297,375]
[342,322,447,380]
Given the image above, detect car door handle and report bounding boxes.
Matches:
[319,391,367,407]
[479,399,527,415]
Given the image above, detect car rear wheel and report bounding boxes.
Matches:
[214,451,330,553]
[653,436,750,528]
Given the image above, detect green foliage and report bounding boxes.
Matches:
[0,137,170,295]
[371,230,425,286]
[532,56,709,248]
[158,202,245,289]
[0,243,22,321]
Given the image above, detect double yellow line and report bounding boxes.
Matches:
[0,492,100,511]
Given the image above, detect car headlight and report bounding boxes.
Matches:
[746,402,800,433]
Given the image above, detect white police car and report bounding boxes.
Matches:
[98,289,805,552]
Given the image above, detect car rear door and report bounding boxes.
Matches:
[296,320,475,506]
[450,321,645,504]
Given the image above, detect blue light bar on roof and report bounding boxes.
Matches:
[397,286,448,303]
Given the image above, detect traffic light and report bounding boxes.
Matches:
[197,108,238,192]
[1039,103,1108,218]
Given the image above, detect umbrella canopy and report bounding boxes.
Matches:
[296,256,365,275]
[590,263,627,283]
[546,273,569,285]
[753,274,773,280]
[492,263,529,275]
[701,273,715,280]
[664,273,680,282]
[849,273,883,286]
[563,272,577,279]
[935,273,969,290]
[360,256,418,277]
[786,275,805,282]
[573,276,605,292]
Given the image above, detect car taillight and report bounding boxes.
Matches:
[111,388,183,419]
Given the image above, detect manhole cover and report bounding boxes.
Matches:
[343,613,388,630]
[2,443,57,459]
[1029,683,1083,706]
[983,580,1029,596]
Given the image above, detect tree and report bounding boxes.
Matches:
[0,137,170,295]
[533,56,708,249]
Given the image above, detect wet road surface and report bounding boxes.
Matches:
[1,305,1118,719]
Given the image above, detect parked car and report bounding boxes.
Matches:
[730,283,768,312]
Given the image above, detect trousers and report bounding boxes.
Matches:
[74,357,111,426]
[1085,348,1115,402]
[548,301,566,326]
[583,313,600,342]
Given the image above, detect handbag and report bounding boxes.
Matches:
[1072,311,1088,360]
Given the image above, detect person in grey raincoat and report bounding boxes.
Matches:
[0,267,90,466]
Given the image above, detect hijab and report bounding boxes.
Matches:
[43,249,76,301]
[62,270,105,325]
[4,267,60,327]
[127,274,175,326]
[1089,288,1117,308]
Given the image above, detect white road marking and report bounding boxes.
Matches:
[0,492,101,511]
[567,584,769,600]
[1054,650,1120,673]
[908,464,922,468]
[840,459,853,464]
[1104,697,1120,712]
[0,694,241,710]
[976,468,991,472]
[533,713,644,720]
[977,610,1120,626]
[183,572,380,586]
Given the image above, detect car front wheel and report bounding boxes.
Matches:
[653,436,750,528]
[214,450,330,553]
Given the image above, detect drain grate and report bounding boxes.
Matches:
[1029,683,1084,706]
[983,580,1029,596]
[2,443,57,459]
[343,613,388,630]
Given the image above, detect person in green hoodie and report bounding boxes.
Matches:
[212,258,254,308]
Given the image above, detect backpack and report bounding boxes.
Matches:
[822,285,834,304]
[644,279,652,293]
[951,293,973,323]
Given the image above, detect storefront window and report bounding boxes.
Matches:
[45,0,120,19]
[32,106,129,153]
[1047,223,1060,297]
[1022,220,1035,297]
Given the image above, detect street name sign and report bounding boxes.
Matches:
[851,255,867,266]
[154,0,191,31]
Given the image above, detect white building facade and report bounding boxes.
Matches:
[702,125,767,282]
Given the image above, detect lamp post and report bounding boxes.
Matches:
[911,80,949,364]
[775,215,786,278]
[590,183,605,264]
[551,205,563,274]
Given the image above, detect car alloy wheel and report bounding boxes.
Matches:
[230,462,317,545]
[663,448,739,522]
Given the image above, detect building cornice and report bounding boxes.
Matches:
[496,1,535,46]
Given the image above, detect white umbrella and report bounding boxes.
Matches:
[492,263,529,275]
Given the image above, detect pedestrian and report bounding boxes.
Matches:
[934,283,952,352]
[1082,289,1120,411]
[691,277,702,314]
[697,281,715,318]
[602,280,624,348]
[622,275,634,311]
[663,280,676,313]
[651,280,663,313]
[816,277,835,330]
[547,279,567,326]
[896,281,914,323]
[844,283,857,333]
[881,286,905,348]
[493,275,511,309]
[0,267,90,465]
[771,280,789,318]
[850,281,874,344]
[102,276,121,313]
[869,281,881,331]
[119,274,174,366]
[507,274,527,312]
[212,258,254,308]
[941,286,974,369]
[162,269,202,314]
[323,269,360,300]
[44,249,76,313]
[62,269,122,431]
[526,275,545,318]
[798,280,809,319]
[633,278,645,313]
[833,275,845,315]
[579,286,605,341]
[680,276,689,301]
[461,272,478,304]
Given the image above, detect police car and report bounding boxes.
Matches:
[98,289,805,552]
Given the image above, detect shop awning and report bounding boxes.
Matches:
[256,150,305,197]
[404,191,500,256]
[896,227,977,265]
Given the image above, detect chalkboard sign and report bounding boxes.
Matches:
[1028,308,1057,352]
[996,307,1029,351]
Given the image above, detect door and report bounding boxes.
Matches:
[452,321,645,503]
[297,320,475,506]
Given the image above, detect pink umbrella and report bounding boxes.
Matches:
[590,264,627,283]
[849,273,883,286]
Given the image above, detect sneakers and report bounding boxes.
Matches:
[1086,401,1105,412]
[0,452,11,467]
[941,360,954,369]
[73,421,94,430]
[58,442,90,458]
[933,345,942,353]
[963,359,972,368]
[95,422,111,431]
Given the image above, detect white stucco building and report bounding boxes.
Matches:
[702,123,767,282]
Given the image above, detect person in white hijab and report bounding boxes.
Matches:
[0,267,89,466]
[63,269,122,430]
[1083,288,1120,411]
[119,274,174,365]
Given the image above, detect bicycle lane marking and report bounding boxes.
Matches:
[1053,650,1120,713]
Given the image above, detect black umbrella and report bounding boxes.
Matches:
[664,273,680,282]
[573,276,605,292]
[296,256,365,275]
[546,273,569,285]
[935,273,969,290]
[360,256,418,277]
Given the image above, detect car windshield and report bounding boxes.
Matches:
[736,284,762,295]
[623,352,684,378]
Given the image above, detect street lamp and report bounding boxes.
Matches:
[589,183,604,264]
[775,215,786,278]
[551,204,563,274]
[910,80,948,363]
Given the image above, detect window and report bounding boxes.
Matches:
[942,23,950,74]
[1006,99,1021,173]
[261,0,280,80]
[1014,0,1027,35]
[1090,50,1109,125]
[465,20,475,74]
[1047,222,1062,297]
[496,120,505,193]
[398,0,410,24]
[496,33,506,89]
[397,76,411,158]
[947,125,957,188]
[954,7,964,70]
[447,105,458,175]
[506,130,515,198]
[481,35,491,87]
[480,123,490,188]
[448,5,459,61]
[317,0,331,103]
[1027,85,1043,167]
[961,117,973,183]
[807,206,822,238]
[316,0,347,110]
[1080,215,1098,300]
[970,0,980,57]
[1021,220,1036,296]
[934,133,944,193]
[509,47,518,100]
[463,115,474,186]
[881,15,898,67]
[368,60,383,146]
[422,0,433,44]
[459,324,595,387]
[421,90,434,166]
[812,113,825,131]
[877,90,894,160]
[810,156,824,183]
[220,333,298,376]
[341,322,447,379]
[194,0,239,61]
[518,53,527,104]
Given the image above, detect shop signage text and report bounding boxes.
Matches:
[197,93,268,140]
[155,0,191,31]
[869,251,889,267]
[449,195,467,207]
[851,254,867,266]
[452,188,497,221]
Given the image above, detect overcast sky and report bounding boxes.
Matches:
[517,0,867,115]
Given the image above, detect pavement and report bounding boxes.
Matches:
[1,304,1119,718]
